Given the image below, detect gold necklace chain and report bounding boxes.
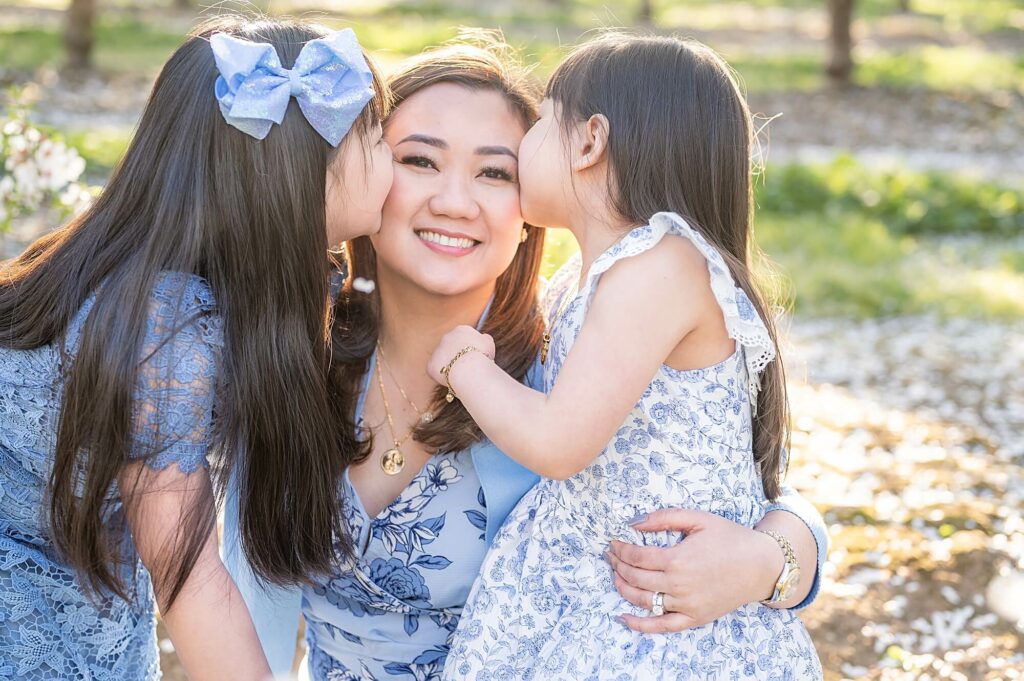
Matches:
[375,356,416,475]
[376,340,435,424]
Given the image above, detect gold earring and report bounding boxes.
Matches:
[520,227,529,243]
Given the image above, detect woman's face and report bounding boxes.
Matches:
[326,122,393,247]
[374,83,527,297]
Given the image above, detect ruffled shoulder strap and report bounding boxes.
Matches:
[583,211,776,412]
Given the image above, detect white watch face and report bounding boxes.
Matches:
[779,566,801,599]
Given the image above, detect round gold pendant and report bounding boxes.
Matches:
[380,448,405,475]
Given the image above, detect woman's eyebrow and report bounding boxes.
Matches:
[396,133,448,149]
[475,146,517,160]
[395,135,516,160]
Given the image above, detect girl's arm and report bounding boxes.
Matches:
[429,236,711,480]
[120,275,271,680]
[122,464,273,681]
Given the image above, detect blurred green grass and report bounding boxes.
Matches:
[0,19,186,72]
[542,157,1024,319]
[5,0,1021,320]
[2,9,1022,94]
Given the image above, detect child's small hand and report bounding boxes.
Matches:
[428,326,496,385]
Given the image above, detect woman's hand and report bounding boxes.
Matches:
[427,325,495,385]
[606,508,784,633]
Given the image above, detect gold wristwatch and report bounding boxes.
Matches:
[758,529,801,604]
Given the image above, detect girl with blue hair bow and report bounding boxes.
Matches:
[0,16,390,681]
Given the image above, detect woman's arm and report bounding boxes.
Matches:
[122,464,273,681]
[606,500,825,633]
[764,483,828,609]
[221,469,304,676]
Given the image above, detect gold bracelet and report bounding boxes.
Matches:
[440,346,490,403]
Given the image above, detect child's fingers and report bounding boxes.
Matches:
[619,612,699,634]
[608,540,673,571]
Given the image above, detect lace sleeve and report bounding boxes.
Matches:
[130,273,223,474]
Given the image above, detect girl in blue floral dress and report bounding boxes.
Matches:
[0,17,391,680]
[430,34,823,679]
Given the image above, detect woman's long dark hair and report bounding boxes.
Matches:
[0,16,387,608]
[547,34,790,499]
[331,34,547,458]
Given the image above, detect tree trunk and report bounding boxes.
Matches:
[174,0,192,8]
[64,0,96,72]
[638,0,654,24]
[826,0,854,84]
[897,0,911,12]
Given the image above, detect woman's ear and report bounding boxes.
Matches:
[571,113,611,172]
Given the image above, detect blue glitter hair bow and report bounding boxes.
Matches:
[210,28,375,146]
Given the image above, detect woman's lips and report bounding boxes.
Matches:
[416,229,480,257]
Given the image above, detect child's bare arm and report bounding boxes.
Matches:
[429,236,715,479]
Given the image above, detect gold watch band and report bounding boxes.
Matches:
[757,529,800,604]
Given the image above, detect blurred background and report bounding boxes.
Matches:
[1,1,1022,679]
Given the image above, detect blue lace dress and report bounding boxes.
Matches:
[0,273,222,681]
[301,353,492,681]
[445,213,823,680]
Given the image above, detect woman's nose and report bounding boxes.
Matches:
[428,174,481,221]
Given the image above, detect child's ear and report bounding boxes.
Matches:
[571,113,610,172]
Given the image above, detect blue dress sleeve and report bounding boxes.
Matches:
[128,273,223,474]
[765,449,828,610]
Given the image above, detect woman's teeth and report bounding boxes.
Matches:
[417,231,476,249]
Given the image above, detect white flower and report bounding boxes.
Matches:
[1,115,96,224]
[352,277,375,294]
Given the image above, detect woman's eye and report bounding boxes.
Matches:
[481,167,515,182]
[399,155,437,170]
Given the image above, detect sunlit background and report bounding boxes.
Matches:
[1,1,1022,679]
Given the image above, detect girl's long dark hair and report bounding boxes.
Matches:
[332,34,546,457]
[547,34,790,499]
[0,16,387,607]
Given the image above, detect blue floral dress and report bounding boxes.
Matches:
[444,213,823,680]
[0,273,221,681]
[300,354,492,681]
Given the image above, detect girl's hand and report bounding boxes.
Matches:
[606,508,783,633]
[427,325,495,385]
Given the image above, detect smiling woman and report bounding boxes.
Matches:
[373,82,529,295]
[223,33,828,681]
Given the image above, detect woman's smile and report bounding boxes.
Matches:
[415,228,482,257]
